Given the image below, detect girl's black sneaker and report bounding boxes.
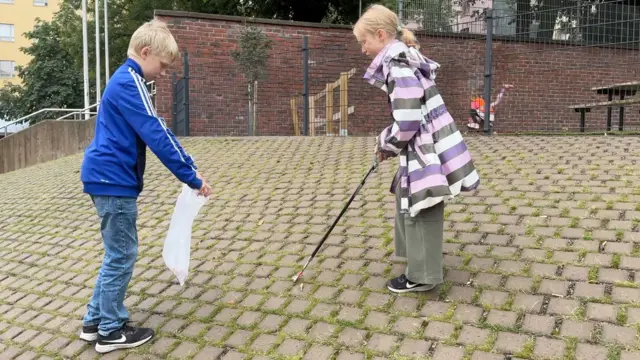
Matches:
[387,274,436,293]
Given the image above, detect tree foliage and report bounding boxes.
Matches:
[0,3,84,122]
[231,25,272,135]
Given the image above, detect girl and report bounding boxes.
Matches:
[467,84,514,130]
[355,5,480,293]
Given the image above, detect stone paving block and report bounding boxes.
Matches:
[471,351,504,360]
[150,337,177,356]
[560,320,594,341]
[221,351,246,360]
[612,287,640,303]
[363,311,390,330]
[43,337,71,352]
[495,332,529,354]
[586,303,618,322]
[599,268,629,283]
[366,333,398,354]
[336,352,365,360]
[425,321,456,340]
[627,307,640,324]
[421,301,451,318]
[621,352,640,360]
[193,346,224,360]
[458,326,490,346]
[0,347,23,360]
[530,263,558,278]
[574,283,606,299]
[538,279,570,296]
[338,328,367,348]
[226,330,253,347]
[15,350,38,360]
[479,290,509,307]
[576,343,608,360]
[170,341,199,359]
[398,339,431,357]
[277,339,306,357]
[522,314,556,335]
[486,309,518,328]
[337,306,362,323]
[513,294,544,313]
[452,305,484,323]
[310,322,337,340]
[547,298,581,316]
[303,345,334,360]
[533,337,565,359]
[602,323,637,346]
[432,345,464,360]
[251,334,278,352]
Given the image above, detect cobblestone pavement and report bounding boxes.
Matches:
[1,136,640,360]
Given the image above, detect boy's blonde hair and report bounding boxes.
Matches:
[127,19,179,63]
[354,4,420,50]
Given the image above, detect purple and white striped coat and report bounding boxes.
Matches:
[364,40,480,217]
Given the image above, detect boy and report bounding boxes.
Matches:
[78,19,211,354]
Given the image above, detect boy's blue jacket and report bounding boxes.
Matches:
[81,58,202,197]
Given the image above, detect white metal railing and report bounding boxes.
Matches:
[0,104,98,138]
[1,80,156,138]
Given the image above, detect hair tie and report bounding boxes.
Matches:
[397,24,404,32]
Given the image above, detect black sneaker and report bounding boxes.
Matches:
[387,274,436,293]
[95,324,154,354]
[79,324,98,342]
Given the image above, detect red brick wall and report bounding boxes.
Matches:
[155,11,640,136]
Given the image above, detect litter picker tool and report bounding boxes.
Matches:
[292,156,380,283]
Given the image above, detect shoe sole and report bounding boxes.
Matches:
[79,332,98,342]
[95,335,153,354]
[387,284,436,293]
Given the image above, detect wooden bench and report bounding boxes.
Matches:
[568,96,640,132]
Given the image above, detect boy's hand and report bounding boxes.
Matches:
[199,181,212,197]
[196,171,212,197]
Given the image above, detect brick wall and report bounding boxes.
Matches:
[155,10,640,136]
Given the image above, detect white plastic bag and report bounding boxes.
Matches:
[163,184,208,286]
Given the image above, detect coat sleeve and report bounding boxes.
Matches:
[119,79,202,190]
[377,63,424,155]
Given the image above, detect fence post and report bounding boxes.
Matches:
[183,51,190,137]
[302,36,310,136]
[171,72,178,134]
[483,8,493,136]
[398,0,404,21]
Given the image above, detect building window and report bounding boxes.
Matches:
[33,0,47,5]
[0,0,14,4]
[0,61,15,78]
[0,24,14,41]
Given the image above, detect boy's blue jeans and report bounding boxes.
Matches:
[83,195,139,336]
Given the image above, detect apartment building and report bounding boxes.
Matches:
[0,0,60,87]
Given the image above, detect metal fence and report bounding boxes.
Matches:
[170,0,640,136]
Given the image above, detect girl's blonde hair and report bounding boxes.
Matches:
[354,4,420,49]
[127,19,180,63]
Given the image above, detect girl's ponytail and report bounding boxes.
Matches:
[399,28,419,50]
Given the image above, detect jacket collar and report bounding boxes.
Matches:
[363,40,441,93]
[126,58,144,79]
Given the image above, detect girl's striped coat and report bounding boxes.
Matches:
[364,40,480,217]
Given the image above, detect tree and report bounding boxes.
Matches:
[231,25,272,135]
[0,83,24,121]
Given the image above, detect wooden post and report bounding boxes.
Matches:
[326,83,334,136]
[291,97,299,136]
[340,72,348,136]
